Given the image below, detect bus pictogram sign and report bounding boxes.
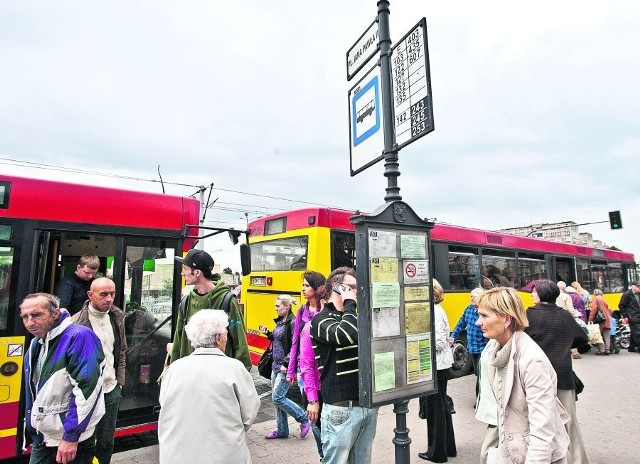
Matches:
[348,64,385,176]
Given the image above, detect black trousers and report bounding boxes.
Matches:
[420,369,457,461]
[629,322,640,351]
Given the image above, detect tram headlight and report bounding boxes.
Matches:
[0,362,19,376]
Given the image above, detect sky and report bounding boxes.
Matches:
[1,0,639,271]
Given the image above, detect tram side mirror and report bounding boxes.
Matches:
[240,243,251,276]
[229,230,241,245]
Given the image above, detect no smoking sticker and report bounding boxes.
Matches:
[403,260,429,284]
[8,344,23,357]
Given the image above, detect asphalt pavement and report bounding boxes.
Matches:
[111,349,640,464]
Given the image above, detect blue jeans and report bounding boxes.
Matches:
[29,437,95,464]
[271,370,307,436]
[321,402,378,464]
[297,370,323,458]
[95,385,122,464]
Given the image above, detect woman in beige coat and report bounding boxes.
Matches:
[475,287,570,464]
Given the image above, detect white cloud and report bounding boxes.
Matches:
[1,0,639,268]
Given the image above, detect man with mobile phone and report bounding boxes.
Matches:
[310,267,378,464]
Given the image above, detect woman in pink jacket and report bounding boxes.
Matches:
[286,270,326,460]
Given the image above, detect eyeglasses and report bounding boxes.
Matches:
[341,282,357,291]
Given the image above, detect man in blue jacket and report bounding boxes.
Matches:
[21,293,105,464]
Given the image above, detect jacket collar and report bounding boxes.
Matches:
[191,347,225,356]
[44,308,73,341]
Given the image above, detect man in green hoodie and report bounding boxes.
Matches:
[170,249,252,370]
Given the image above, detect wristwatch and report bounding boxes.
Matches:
[308,401,317,405]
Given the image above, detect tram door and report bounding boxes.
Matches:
[553,257,575,284]
[31,231,181,424]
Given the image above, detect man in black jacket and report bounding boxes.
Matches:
[54,254,99,314]
[311,267,378,464]
[619,282,640,353]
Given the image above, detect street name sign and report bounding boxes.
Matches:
[347,19,379,81]
[348,64,385,176]
[390,18,434,150]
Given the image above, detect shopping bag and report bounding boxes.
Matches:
[587,322,603,345]
[257,344,273,379]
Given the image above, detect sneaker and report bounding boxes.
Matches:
[572,353,582,359]
[265,431,288,439]
[300,421,310,439]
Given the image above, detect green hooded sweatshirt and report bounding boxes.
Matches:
[170,279,252,371]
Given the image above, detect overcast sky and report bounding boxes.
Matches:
[1,0,639,270]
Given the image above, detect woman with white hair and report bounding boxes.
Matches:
[159,310,260,464]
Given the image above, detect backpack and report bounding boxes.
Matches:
[179,291,235,324]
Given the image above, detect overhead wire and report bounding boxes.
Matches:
[0,156,355,212]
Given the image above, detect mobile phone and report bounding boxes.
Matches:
[333,284,346,295]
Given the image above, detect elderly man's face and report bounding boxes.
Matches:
[20,296,60,338]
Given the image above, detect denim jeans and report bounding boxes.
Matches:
[29,437,95,464]
[95,385,122,464]
[297,370,323,458]
[271,370,307,436]
[321,402,378,464]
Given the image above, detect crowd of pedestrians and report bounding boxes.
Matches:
[17,249,638,464]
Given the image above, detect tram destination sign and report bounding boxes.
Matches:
[390,18,434,150]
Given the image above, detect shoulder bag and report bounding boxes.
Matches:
[257,344,273,379]
[573,370,584,396]
[593,301,606,324]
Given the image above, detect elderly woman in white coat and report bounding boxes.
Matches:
[475,287,570,464]
[159,310,260,464]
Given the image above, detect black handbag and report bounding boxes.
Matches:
[593,307,606,324]
[257,344,273,379]
[573,370,584,395]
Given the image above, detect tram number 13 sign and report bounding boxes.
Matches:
[391,18,434,150]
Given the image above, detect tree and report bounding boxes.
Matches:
[223,266,233,274]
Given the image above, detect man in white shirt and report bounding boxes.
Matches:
[73,277,127,464]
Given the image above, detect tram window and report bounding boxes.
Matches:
[576,258,591,290]
[0,247,13,330]
[122,246,176,411]
[516,253,546,290]
[331,232,356,269]
[0,181,10,209]
[482,250,516,288]
[0,224,11,241]
[447,246,480,290]
[554,258,575,286]
[608,263,624,292]
[249,236,309,271]
[627,266,638,287]
[591,261,608,292]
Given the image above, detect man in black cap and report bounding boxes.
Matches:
[170,249,251,370]
[619,282,640,353]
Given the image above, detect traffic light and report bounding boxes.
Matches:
[609,210,623,229]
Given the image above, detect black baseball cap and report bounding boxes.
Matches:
[175,249,214,272]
